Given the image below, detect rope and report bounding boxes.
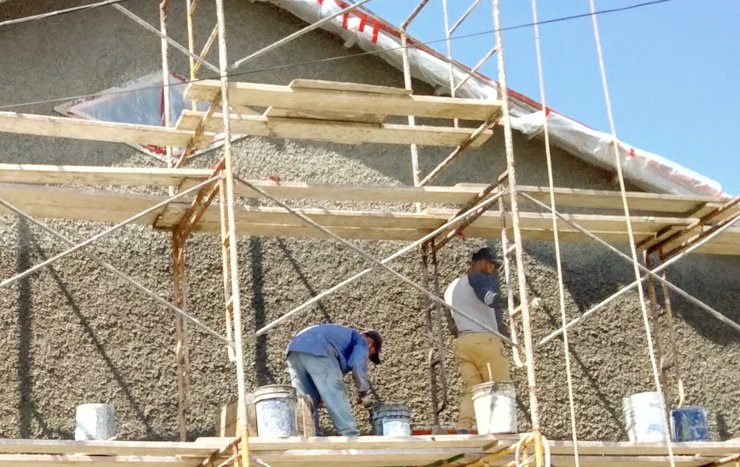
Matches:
[493,0,542,436]
[587,1,676,465]
[511,434,551,467]
[529,0,580,464]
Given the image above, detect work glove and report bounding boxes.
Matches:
[357,392,374,408]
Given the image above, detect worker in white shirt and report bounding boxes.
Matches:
[444,247,511,432]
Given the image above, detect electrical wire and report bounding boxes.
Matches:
[0,0,677,111]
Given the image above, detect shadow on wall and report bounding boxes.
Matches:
[275,239,333,324]
[526,271,629,440]
[656,256,740,345]
[16,218,36,437]
[249,236,273,387]
[248,237,336,386]
[16,219,156,438]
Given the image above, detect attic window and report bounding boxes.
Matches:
[54,72,229,162]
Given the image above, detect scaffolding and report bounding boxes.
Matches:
[0,0,738,466]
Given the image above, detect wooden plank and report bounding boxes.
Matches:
[296,395,316,437]
[233,181,731,215]
[168,204,691,236]
[256,447,488,466]
[514,185,728,214]
[177,112,493,148]
[290,79,412,96]
[0,454,200,466]
[548,455,716,467]
[188,222,669,247]
[185,80,502,121]
[265,106,387,124]
[129,435,740,459]
[0,165,730,218]
[0,164,211,187]
[0,183,184,227]
[0,183,737,255]
[215,401,238,438]
[245,434,502,451]
[0,439,225,456]
[548,440,740,457]
[658,214,740,255]
[0,112,213,148]
[246,393,259,437]
[232,179,490,204]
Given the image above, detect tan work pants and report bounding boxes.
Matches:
[452,332,511,430]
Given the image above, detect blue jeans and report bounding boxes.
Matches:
[286,351,359,437]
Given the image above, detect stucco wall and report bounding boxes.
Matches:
[0,0,737,442]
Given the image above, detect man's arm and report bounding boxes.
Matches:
[468,272,500,307]
[347,333,371,395]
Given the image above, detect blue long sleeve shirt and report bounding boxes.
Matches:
[286,324,371,394]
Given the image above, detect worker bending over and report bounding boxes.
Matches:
[286,324,383,437]
[444,247,511,432]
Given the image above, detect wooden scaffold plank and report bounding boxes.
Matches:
[0,454,200,466]
[0,438,226,456]
[0,164,211,188]
[0,164,733,218]
[185,79,502,121]
[0,112,214,148]
[0,182,737,255]
[176,111,493,148]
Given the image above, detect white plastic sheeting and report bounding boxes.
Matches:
[264,0,494,100]
[54,72,224,163]
[511,111,725,197]
[262,0,725,198]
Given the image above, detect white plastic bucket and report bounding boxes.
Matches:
[371,404,411,436]
[75,403,116,441]
[622,392,668,443]
[471,382,517,434]
[254,385,298,437]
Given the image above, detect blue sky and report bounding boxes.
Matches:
[364,0,739,195]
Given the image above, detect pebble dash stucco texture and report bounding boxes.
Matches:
[0,0,737,442]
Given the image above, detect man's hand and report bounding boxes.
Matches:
[357,392,374,408]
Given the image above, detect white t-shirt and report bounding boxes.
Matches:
[444,273,499,334]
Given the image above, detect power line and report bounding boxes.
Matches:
[0,0,676,111]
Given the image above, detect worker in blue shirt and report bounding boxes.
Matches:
[286,324,383,437]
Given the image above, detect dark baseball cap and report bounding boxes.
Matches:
[472,247,501,266]
[363,329,383,365]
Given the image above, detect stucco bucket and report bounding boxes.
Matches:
[371,404,411,436]
[622,392,668,443]
[253,385,298,437]
[75,403,116,440]
[471,382,517,434]
[670,406,710,442]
